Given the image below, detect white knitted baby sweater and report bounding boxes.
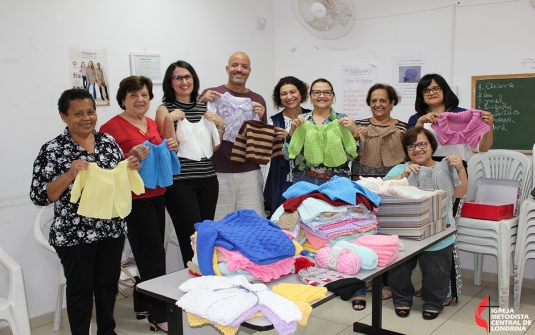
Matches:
[176,117,220,161]
[176,275,302,326]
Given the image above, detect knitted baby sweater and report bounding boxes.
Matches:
[288,121,357,167]
[177,275,302,326]
[139,139,181,188]
[207,92,259,142]
[431,109,490,147]
[70,160,145,219]
[231,120,283,165]
[358,124,406,168]
[407,159,461,226]
[176,117,220,161]
[194,209,296,276]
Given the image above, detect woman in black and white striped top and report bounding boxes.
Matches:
[156,60,225,266]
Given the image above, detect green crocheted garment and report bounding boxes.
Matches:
[288,121,357,168]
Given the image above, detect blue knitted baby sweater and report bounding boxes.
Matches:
[139,139,181,188]
[194,209,296,276]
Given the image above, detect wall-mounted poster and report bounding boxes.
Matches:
[392,54,428,105]
[130,53,162,84]
[69,48,110,107]
[340,64,377,119]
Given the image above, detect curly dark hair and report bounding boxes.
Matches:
[272,76,309,109]
[58,89,96,115]
[365,83,400,106]
[415,73,459,116]
[116,76,154,110]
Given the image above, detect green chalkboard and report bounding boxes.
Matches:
[472,73,535,152]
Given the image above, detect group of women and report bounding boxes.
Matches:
[30,63,494,334]
[262,73,494,319]
[31,60,224,334]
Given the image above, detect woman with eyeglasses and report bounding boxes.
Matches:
[155,60,224,268]
[100,76,179,333]
[407,73,493,307]
[287,78,359,185]
[384,127,467,320]
[30,89,141,335]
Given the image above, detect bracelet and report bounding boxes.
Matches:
[457,169,466,174]
[217,125,226,133]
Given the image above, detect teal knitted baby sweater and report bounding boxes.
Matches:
[288,121,357,167]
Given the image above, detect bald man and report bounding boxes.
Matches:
[199,52,267,220]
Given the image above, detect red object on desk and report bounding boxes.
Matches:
[461,201,514,220]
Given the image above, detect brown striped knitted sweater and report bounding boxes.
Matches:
[231,120,284,165]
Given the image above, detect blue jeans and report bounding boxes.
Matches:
[388,243,453,312]
[292,171,348,186]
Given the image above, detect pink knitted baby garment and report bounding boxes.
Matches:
[431,109,490,147]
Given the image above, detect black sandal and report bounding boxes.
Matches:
[395,308,410,318]
[422,310,439,320]
[352,299,366,311]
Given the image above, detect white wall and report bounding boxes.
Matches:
[2,0,535,323]
[0,0,275,321]
[273,0,535,280]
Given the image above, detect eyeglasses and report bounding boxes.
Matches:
[422,86,441,95]
[311,90,333,97]
[406,141,428,151]
[172,74,192,82]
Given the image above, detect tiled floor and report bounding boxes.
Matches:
[28,274,535,335]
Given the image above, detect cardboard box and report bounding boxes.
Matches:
[461,201,514,220]
[460,178,519,220]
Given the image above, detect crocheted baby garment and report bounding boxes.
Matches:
[176,117,220,161]
[288,121,357,167]
[431,109,490,147]
[359,124,406,168]
[139,139,181,188]
[354,235,399,266]
[297,267,352,286]
[272,283,327,303]
[207,92,258,142]
[194,210,296,275]
[177,275,302,327]
[70,160,145,219]
[407,159,460,226]
[231,120,283,165]
[318,176,381,207]
[282,181,320,199]
[356,177,409,194]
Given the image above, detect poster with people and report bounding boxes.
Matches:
[69,48,110,107]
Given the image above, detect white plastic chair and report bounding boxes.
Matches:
[34,205,66,331]
[163,210,179,254]
[513,142,535,308]
[456,150,532,308]
[0,247,31,335]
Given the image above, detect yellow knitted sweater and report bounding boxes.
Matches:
[70,161,145,219]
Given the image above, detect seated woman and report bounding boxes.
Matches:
[30,89,140,335]
[408,73,494,305]
[264,76,311,212]
[287,78,359,185]
[385,127,467,320]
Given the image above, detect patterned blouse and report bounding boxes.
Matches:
[30,128,128,247]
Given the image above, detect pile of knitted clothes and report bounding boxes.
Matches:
[270,176,382,260]
[189,209,302,282]
[176,275,327,335]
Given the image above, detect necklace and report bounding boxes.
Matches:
[122,112,147,135]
